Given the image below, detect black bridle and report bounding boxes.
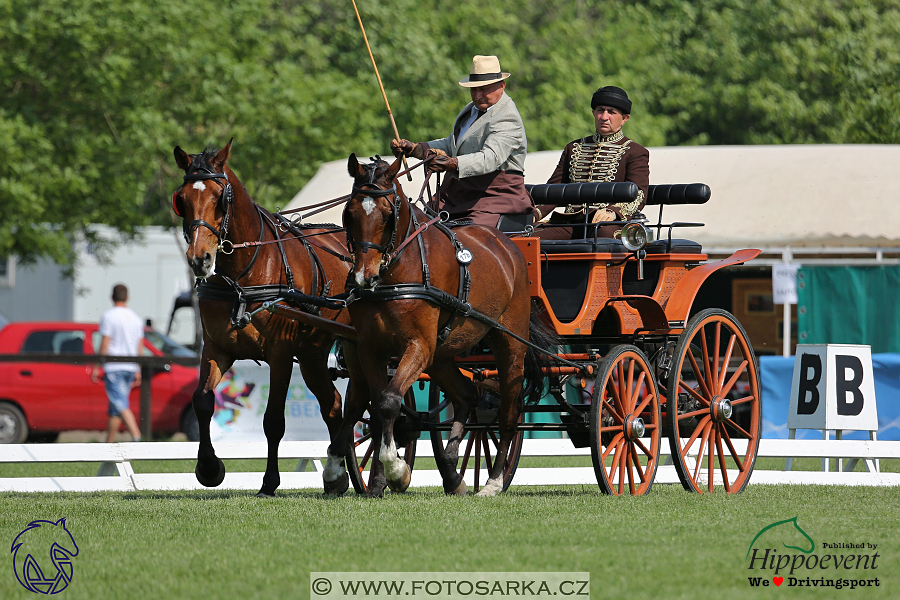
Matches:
[176,165,235,246]
[346,161,404,265]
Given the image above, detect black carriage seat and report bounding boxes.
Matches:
[644,183,711,254]
[495,212,534,233]
[525,182,638,253]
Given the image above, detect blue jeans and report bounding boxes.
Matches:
[104,371,135,417]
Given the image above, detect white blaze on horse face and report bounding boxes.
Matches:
[361,197,376,215]
[192,181,206,191]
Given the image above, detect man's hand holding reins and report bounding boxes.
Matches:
[427,152,458,173]
[391,138,425,159]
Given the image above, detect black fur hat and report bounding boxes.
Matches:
[591,86,632,114]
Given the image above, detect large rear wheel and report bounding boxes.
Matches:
[347,389,418,494]
[666,309,761,493]
[589,345,661,495]
[428,383,523,493]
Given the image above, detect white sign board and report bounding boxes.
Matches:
[788,344,879,431]
[208,360,341,442]
[772,263,799,305]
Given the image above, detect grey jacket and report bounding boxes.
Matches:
[427,92,527,178]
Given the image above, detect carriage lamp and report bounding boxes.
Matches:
[621,217,652,252]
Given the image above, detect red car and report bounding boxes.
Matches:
[0,322,199,443]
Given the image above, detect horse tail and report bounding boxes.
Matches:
[523,300,561,405]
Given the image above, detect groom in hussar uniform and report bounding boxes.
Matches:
[391,54,535,228]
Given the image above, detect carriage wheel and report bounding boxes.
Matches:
[666,309,761,493]
[346,389,418,494]
[428,383,523,493]
[589,345,661,495]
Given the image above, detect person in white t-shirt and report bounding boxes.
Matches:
[93,284,144,442]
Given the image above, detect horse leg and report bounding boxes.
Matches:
[257,350,294,497]
[427,361,475,495]
[377,343,430,494]
[298,351,348,495]
[329,342,388,497]
[194,346,232,487]
[477,335,527,497]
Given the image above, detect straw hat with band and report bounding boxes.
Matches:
[459,55,511,88]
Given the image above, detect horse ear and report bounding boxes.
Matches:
[174,146,191,171]
[347,153,361,178]
[213,138,233,169]
[385,156,403,180]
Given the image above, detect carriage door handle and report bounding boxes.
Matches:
[19,370,32,377]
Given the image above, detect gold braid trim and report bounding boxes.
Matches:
[563,134,632,215]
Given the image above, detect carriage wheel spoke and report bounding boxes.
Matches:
[474,433,482,491]
[625,359,636,411]
[721,425,746,472]
[602,432,625,461]
[681,415,711,456]
[693,422,712,483]
[617,441,627,494]
[712,322,722,393]
[729,393,756,406]
[687,350,713,401]
[629,444,646,483]
[678,379,711,407]
[677,406,709,422]
[633,387,653,418]
[626,447,636,494]
[715,424,731,492]
[707,425,716,493]
[700,325,713,395]
[635,438,653,458]
[719,358,747,400]
[481,434,493,473]
[723,417,753,439]
[602,393,625,424]
[717,334,736,392]
[359,442,374,473]
[459,431,476,477]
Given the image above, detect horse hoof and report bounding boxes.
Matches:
[475,479,503,497]
[323,471,349,495]
[447,478,467,497]
[255,491,275,498]
[386,464,411,494]
[195,458,226,487]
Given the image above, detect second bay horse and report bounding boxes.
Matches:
[331,154,550,497]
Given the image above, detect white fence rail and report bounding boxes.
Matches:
[1,438,899,493]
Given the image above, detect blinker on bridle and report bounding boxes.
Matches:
[173,165,235,251]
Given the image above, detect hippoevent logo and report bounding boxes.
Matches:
[10,518,79,594]
[745,517,880,590]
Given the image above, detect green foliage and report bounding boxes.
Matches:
[2,0,899,267]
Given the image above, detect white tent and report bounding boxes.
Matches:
[284,145,900,248]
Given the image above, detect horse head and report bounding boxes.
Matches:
[344,153,405,289]
[173,139,235,279]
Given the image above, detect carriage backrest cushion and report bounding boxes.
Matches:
[645,183,711,206]
[526,182,639,207]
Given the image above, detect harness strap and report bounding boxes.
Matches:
[347,284,583,370]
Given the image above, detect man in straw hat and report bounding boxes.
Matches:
[391,55,534,228]
[536,85,650,239]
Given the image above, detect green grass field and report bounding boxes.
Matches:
[2,465,898,600]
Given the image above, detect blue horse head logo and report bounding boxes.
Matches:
[11,518,79,594]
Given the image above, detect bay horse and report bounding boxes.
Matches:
[331,154,550,497]
[172,140,359,496]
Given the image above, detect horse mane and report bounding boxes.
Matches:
[356,155,391,186]
[188,145,222,173]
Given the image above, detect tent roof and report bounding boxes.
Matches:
[285,145,900,247]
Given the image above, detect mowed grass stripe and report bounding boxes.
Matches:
[1,484,897,600]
